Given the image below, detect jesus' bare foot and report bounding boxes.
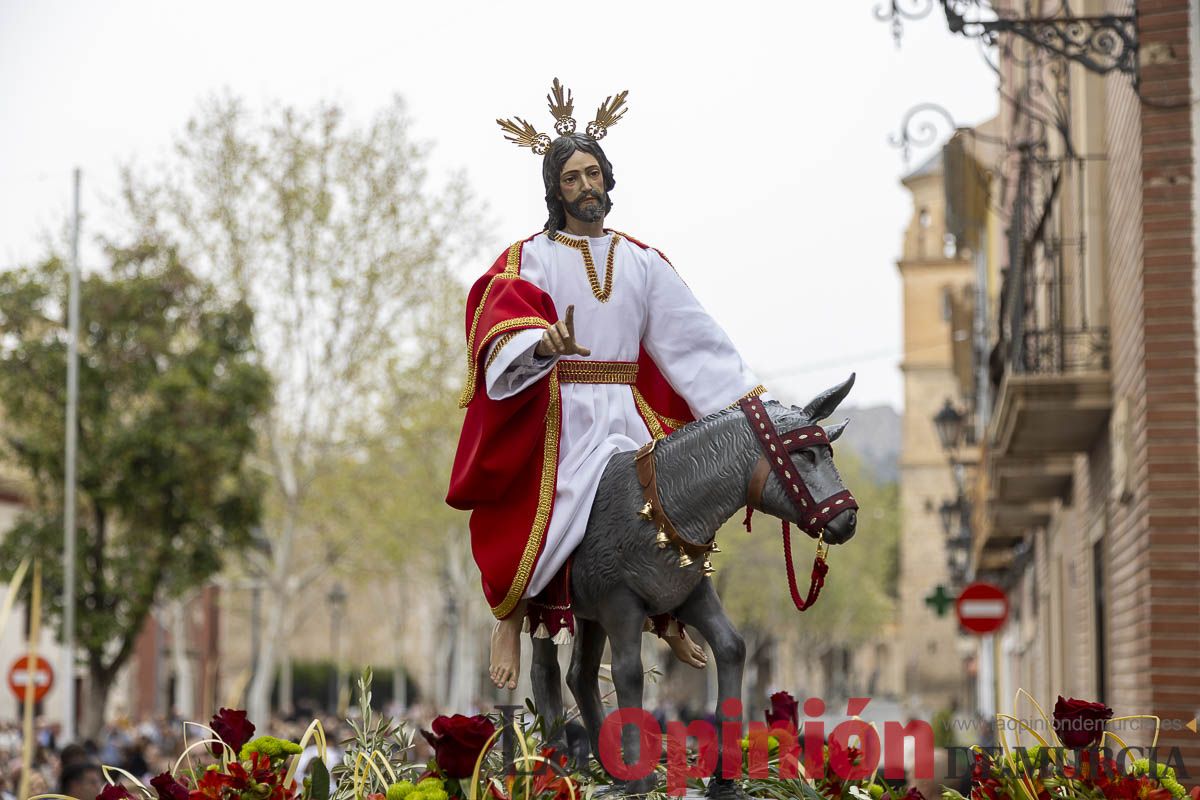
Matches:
[666,627,708,669]
[489,601,526,690]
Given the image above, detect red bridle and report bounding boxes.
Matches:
[738,396,859,611]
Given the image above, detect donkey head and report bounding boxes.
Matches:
[755,373,858,545]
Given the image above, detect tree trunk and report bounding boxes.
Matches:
[392,578,408,712]
[246,507,298,725]
[81,665,114,741]
[168,597,196,719]
[741,630,759,719]
[279,653,294,717]
[393,662,407,712]
[452,536,480,712]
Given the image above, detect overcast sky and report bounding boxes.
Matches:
[0,0,997,411]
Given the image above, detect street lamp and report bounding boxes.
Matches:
[939,498,959,538]
[328,582,347,713]
[933,399,966,453]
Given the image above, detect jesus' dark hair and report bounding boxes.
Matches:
[542,134,616,233]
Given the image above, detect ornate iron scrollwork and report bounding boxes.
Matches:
[876,0,1137,77]
[874,0,937,45]
[943,1,1137,76]
[890,103,960,163]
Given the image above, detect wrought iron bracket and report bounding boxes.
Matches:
[878,0,1138,78]
[943,4,1137,77]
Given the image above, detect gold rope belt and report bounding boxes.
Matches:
[557,360,639,384]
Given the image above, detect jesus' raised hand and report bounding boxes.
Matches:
[536,304,592,357]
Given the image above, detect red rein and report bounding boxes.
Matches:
[743,508,829,612]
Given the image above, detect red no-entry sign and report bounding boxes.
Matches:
[955,582,1009,635]
[8,655,54,703]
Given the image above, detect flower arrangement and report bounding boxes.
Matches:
[31,677,1199,800]
[85,706,316,800]
[739,691,928,800]
[51,671,574,800]
[944,691,1200,800]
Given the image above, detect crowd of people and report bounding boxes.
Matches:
[0,703,449,799]
[0,716,185,799]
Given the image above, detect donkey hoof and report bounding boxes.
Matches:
[705,778,749,800]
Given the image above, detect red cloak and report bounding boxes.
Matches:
[446,234,694,619]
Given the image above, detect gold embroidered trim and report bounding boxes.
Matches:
[744,384,767,400]
[557,360,639,384]
[549,231,623,302]
[724,384,768,410]
[484,332,519,373]
[479,316,550,353]
[458,240,527,408]
[631,386,667,441]
[492,369,562,619]
[606,227,679,272]
[657,413,690,431]
[505,241,523,275]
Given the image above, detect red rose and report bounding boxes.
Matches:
[765,691,799,731]
[422,714,496,778]
[1052,696,1113,749]
[149,772,189,800]
[210,707,256,758]
[97,784,137,800]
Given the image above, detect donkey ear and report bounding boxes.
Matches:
[802,373,856,422]
[826,418,850,442]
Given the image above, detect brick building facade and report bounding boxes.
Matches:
[912,0,1200,765]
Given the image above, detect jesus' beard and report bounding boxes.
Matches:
[565,190,607,223]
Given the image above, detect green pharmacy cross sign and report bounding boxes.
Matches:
[924,585,955,617]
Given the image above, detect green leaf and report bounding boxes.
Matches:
[309,758,331,800]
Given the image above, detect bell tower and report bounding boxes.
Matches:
[895,152,975,717]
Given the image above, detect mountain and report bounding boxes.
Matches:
[835,404,901,484]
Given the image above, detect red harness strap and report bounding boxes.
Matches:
[738,397,857,612]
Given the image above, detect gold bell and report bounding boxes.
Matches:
[678,548,694,568]
[638,501,654,521]
[702,557,716,576]
[655,529,670,549]
[709,541,722,554]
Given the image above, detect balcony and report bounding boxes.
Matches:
[975,327,1110,565]
[990,454,1073,503]
[990,327,1111,459]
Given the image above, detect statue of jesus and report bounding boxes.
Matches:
[447,81,767,690]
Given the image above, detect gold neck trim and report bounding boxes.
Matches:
[548,230,622,303]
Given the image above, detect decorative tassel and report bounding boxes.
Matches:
[533,623,551,639]
[521,617,531,634]
[743,506,754,532]
[782,520,828,612]
[552,628,572,645]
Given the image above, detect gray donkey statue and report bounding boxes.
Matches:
[528,373,860,799]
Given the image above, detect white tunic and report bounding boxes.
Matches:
[485,231,762,597]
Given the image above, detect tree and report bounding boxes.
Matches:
[0,241,272,737]
[118,94,484,722]
[715,448,900,704]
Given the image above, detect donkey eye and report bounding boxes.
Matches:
[799,449,817,465]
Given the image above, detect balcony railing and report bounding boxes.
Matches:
[1017,326,1110,375]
